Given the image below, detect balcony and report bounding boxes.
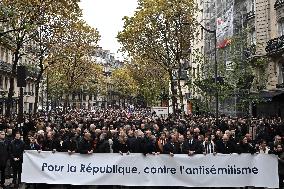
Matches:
[24,92,34,96]
[244,11,255,22]
[180,73,189,81]
[244,44,256,60]
[0,60,12,73]
[265,35,284,56]
[276,83,284,88]
[275,0,284,9]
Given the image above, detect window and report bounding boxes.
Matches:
[278,20,284,36]
[249,29,256,45]
[4,77,8,90]
[0,47,4,60]
[5,49,9,63]
[280,63,284,84]
[248,0,255,12]
[0,76,2,90]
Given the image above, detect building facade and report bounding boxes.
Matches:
[0,45,38,115]
[190,0,284,117]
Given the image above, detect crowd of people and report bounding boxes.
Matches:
[0,107,284,188]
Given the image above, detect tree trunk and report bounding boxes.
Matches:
[5,49,20,118]
[169,73,177,116]
[177,65,184,116]
[33,61,44,115]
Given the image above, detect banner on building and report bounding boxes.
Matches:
[216,4,234,48]
[151,106,168,117]
[22,151,278,188]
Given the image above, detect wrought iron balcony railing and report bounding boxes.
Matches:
[244,44,256,59]
[245,11,255,21]
[275,0,284,9]
[276,83,284,88]
[0,60,12,73]
[265,35,284,55]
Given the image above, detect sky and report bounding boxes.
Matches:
[79,0,138,60]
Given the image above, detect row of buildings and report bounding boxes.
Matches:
[0,40,123,115]
[64,47,124,110]
[173,0,284,117]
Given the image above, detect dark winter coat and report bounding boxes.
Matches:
[0,139,9,167]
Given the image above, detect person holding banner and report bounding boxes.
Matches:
[215,134,236,154]
[78,132,93,154]
[113,132,130,154]
[277,144,284,188]
[182,131,203,155]
[202,136,216,154]
[163,133,180,156]
[9,132,25,188]
[0,131,9,188]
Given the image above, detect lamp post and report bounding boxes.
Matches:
[183,22,219,126]
[199,25,219,127]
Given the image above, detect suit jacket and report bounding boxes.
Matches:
[95,139,110,153]
[182,139,202,154]
[0,140,9,167]
[216,141,236,154]
[163,142,180,154]
[25,142,41,151]
[78,138,93,154]
[10,139,25,164]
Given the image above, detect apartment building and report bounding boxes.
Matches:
[191,0,284,117]
[0,45,38,115]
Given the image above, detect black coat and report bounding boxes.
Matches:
[95,139,110,153]
[0,140,9,167]
[78,138,93,154]
[42,139,61,151]
[10,139,25,164]
[143,138,158,154]
[128,137,145,153]
[62,140,78,152]
[237,143,255,154]
[163,142,180,154]
[216,141,236,154]
[25,142,41,151]
[182,139,202,154]
[113,140,130,153]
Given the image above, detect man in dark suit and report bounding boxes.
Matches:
[25,136,41,151]
[163,134,180,156]
[216,134,236,154]
[0,130,9,188]
[95,133,110,153]
[78,132,93,154]
[10,132,25,187]
[182,131,202,155]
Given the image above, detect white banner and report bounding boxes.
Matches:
[22,151,278,188]
[216,4,234,48]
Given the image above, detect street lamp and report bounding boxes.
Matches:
[183,22,219,126]
[199,24,219,127]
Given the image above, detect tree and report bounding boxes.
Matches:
[126,57,169,106]
[25,0,82,114]
[47,19,100,110]
[111,67,138,103]
[0,0,45,117]
[118,0,198,115]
